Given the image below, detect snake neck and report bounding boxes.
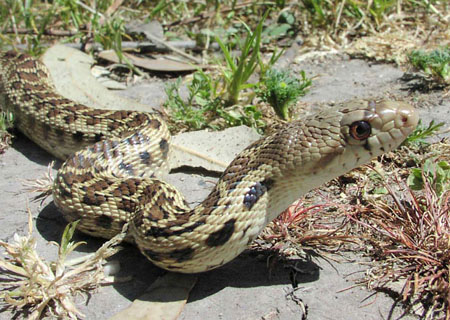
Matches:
[139,120,348,241]
[128,121,349,273]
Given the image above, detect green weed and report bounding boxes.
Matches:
[407,159,450,197]
[164,75,218,130]
[301,0,328,26]
[164,70,266,132]
[166,15,286,131]
[216,104,265,130]
[403,120,444,146]
[369,0,397,25]
[0,111,14,132]
[261,11,296,43]
[258,69,311,120]
[0,111,14,153]
[409,46,450,83]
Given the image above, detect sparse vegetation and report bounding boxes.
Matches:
[0,111,14,132]
[164,73,220,130]
[1,1,447,61]
[0,111,14,154]
[409,47,450,84]
[256,139,449,318]
[0,210,126,319]
[408,158,450,196]
[164,70,265,132]
[165,17,280,132]
[215,12,269,106]
[353,159,450,320]
[0,0,128,55]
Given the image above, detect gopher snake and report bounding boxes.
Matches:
[0,51,418,273]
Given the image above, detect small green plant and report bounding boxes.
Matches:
[407,159,450,197]
[216,11,270,106]
[164,73,220,130]
[403,120,444,146]
[0,111,14,153]
[258,69,311,120]
[261,11,296,43]
[0,111,14,132]
[301,0,328,25]
[93,16,125,52]
[216,104,265,132]
[165,70,266,132]
[369,0,396,25]
[409,46,450,83]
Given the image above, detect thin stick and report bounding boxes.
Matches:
[144,33,202,65]
[3,28,81,36]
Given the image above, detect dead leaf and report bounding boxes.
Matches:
[98,50,205,72]
[42,45,152,112]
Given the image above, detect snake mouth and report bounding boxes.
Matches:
[364,100,419,153]
[397,102,420,135]
[377,100,419,137]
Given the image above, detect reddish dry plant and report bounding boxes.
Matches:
[353,168,450,319]
[260,198,356,253]
[271,200,330,239]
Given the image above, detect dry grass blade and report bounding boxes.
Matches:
[0,208,127,319]
[21,161,55,204]
[353,163,450,319]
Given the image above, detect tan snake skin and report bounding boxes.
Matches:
[0,51,419,273]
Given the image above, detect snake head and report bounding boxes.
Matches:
[336,99,419,171]
[279,99,419,176]
[258,99,419,223]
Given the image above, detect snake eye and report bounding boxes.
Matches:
[350,121,371,140]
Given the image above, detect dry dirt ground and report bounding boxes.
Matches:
[0,49,449,320]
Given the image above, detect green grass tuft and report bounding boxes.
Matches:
[409,47,450,83]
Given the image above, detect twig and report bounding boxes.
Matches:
[105,0,124,16]
[3,28,81,36]
[75,0,105,18]
[165,0,259,27]
[421,0,445,20]
[334,0,346,31]
[144,33,202,64]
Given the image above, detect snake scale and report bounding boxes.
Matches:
[0,51,419,273]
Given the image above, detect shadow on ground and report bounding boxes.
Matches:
[36,201,319,303]
[10,132,59,166]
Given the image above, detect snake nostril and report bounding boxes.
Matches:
[401,116,408,123]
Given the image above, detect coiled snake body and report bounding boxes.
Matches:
[0,51,419,273]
